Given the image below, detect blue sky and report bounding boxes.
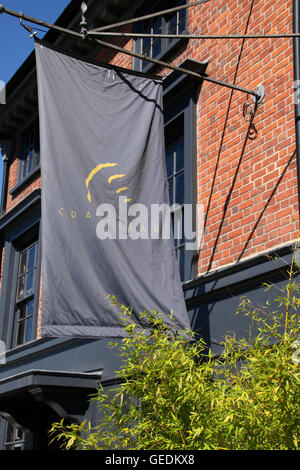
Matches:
[0,0,72,199]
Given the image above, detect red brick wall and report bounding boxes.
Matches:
[193,0,299,274]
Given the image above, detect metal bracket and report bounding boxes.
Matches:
[243,85,265,124]
[253,85,265,105]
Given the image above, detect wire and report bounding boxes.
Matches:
[31,26,48,34]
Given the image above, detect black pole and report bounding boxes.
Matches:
[293,0,300,216]
[88,31,300,40]
[0,5,82,39]
[91,36,260,99]
[0,4,261,100]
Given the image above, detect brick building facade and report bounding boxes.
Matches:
[0,0,299,449]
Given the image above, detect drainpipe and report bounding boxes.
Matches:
[0,141,10,293]
[293,0,300,217]
[0,141,11,216]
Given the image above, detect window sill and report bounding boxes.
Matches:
[10,166,41,198]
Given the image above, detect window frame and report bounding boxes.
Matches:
[16,116,40,186]
[165,118,186,280]
[163,68,199,282]
[9,225,40,350]
[4,423,26,450]
[0,200,41,351]
[133,0,188,73]
[12,237,39,348]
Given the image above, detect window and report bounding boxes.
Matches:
[12,237,39,348]
[163,61,205,282]
[4,424,26,450]
[166,126,185,280]
[0,193,41,351]
[18,119,40,182]
[134,0,187,72]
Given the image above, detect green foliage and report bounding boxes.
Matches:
[50,259,300,450]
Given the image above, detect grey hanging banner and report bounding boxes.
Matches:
[35,40,189,338]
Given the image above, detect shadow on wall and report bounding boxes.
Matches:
[202,0,255,272]
[201,0,297,273]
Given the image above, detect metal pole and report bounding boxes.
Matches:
[0,5,82,39]
[90,36,260,99]
[90,0,211,33]
[0,4,260,100]
[88,31,300,40]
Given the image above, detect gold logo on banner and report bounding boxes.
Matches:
[85,163,132,204]
[58,162,133,219]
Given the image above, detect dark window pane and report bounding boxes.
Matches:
[27,245,36,271]
[6,424,14,443]
[180,248,185,280]
[22,160,27,179]
[26,299,34,317]
[142,19,151,57]
[32,151,40,169]
[175,172,184,205]
[152,38,161,58]
[167,13,177,34]
[153,16,162,33]
[17,276,25,301]
[142,60,149,69]
[171,214,177,247]
[34,135,39,153]
[142,19,151,34]
[168,178,173,205]
[166,15,175,47]
[176,137,184,171]
[25,316,33,343]
[177,247,185,281]
[27,152,33,174]
[16,320,25,346]
[179,9,185,33]
[19,252,27,275]
[166,148,174,177]
[142,36,151,55]
[25,272,34,297]
[16,428,23,440]
[152,17,162,57]
[18,305,26,320]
